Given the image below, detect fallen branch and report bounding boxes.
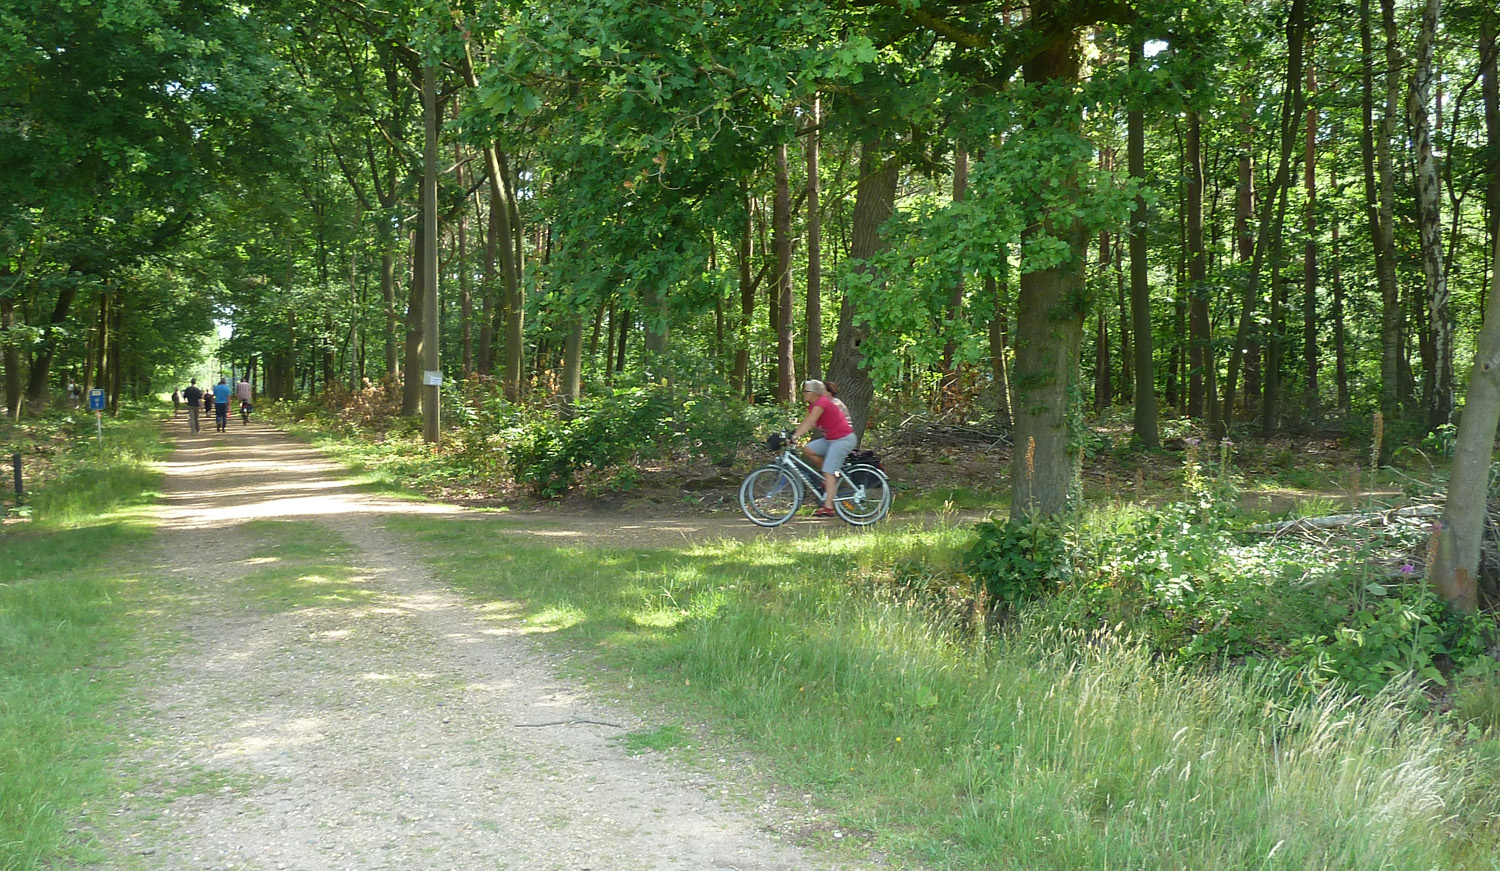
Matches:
[1247,505,1440,536]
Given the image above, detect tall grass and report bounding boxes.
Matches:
[398,516,1500,869]
[0,407,168,870]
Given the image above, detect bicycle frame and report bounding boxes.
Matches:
[774,447,835,501]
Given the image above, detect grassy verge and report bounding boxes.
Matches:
[0,408,171,871]
[393,515,1500,869]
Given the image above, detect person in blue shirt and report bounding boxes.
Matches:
[212,378,232,432]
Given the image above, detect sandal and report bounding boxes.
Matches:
[812,507,837,518]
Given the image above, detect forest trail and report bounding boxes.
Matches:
[95,421,870,870]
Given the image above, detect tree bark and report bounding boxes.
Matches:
[1373,0,1404,428]
[986,270,1013,426]
[805,95,823,382]
[1428,220,1500,612]
[774,141,796,402]
[1128,39,1159,448]
[560,314,584,419]
[1011,33,1088,519]
[731,195,753,395]
[1187,109,1211,422]
[1223,0,1308,434]
[943,146,969,384]
[401,224,425,416]
[1302,43,1320,418]
[1,287,21,419]
[827,139,900,437]
[1408,0,1452,429]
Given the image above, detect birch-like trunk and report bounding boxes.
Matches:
[1408,0,1452,429]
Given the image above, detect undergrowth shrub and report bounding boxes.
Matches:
[961,443,1500,699]
[505,384,778,497]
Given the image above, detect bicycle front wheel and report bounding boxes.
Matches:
[833,464,891,526]
[739,466,803,527]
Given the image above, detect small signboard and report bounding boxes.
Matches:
[422,370,444,387]
[88,388,106,412]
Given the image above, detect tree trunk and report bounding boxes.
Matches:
[1011,34,1088,519]
[23,286,77,405]
[1408,0,1452,429]
[774,141,796,403]
[1,288,21,419]
[560,314,584,419]
[1187,109,1211,422]
[1332,199,1352,414]
[401,225,425,416]
[1302,43,1320,418]
[1094,305,1111,411]
[1263,257,1284,435]
[478,200,498,376]
[731,195,754,396]
[943,146,969,383]
[381,246,398,377]
[1223,0,1308,434]
[827,139,900,437]
[986,271,1013,426]
[1373,0,1404,428]
[805,95,823,382]
[1128,40,1159,448]
[1429,223,1500,612]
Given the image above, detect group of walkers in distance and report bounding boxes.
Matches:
[172,377,252,435]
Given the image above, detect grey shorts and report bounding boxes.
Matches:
[806,433,858,474]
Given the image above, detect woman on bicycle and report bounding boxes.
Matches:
[791,379,857,517]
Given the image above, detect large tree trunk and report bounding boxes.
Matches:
[1428,222,1500,612]
[827,140,900,437]
[1128,40,1159,449]
[1408,0,1452,429]
[1011,34,1088,519]
[805,96,823,382]
[774,141,796,403]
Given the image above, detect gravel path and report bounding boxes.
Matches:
[96,421,874,871]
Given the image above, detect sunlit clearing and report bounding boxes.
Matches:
[524,605,586,633]
[631,608,688,629]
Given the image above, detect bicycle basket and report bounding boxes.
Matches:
[765,431,787,451]
[849,448,883,470]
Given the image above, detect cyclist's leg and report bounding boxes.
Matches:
[818,434,859,512]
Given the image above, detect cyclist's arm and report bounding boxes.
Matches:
[791,405,824,443]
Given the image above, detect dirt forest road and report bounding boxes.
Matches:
[95,420,878,871]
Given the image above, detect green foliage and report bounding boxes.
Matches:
[1291,584,1459,696]
[963,516,1069,607]
[503,384,773,497]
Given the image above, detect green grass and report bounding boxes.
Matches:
[0,407,171,871]
[392,514,1500,870]
[228,521,372,614]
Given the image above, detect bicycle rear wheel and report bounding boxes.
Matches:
[833,464,891,526]
[739,466,803,527]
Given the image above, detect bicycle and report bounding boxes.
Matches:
[739,431,891,527]
[239,400,252,425]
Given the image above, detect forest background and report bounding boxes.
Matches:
[4,0,1500,601]
[6,2,1500,865]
